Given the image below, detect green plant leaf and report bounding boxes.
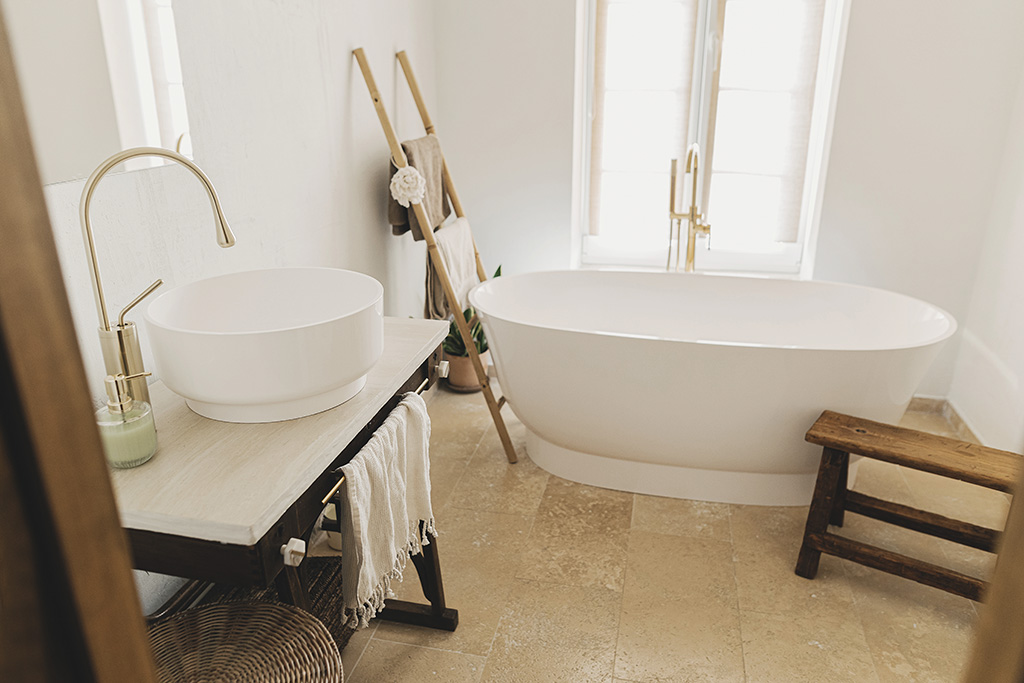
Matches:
[444,306,488,357]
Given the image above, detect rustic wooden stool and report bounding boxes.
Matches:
[795,410,1021,601]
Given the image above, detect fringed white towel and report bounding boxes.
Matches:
[336,392,435,629]
[425,217,480,320]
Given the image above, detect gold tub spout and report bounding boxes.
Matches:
[668,143,711,273]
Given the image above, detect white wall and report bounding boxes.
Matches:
[948,63,1024,451]
[432,0,578,276]
[1,0,121,184]
[812,0,1024,396]
[36,0,437,410]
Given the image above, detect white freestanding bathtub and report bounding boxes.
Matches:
[468,271,956,506]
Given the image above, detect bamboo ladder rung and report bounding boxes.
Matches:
[353,47,517,464]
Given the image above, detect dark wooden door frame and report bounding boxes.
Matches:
[0,9,158,682]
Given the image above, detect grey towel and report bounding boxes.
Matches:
[388,136,451,240]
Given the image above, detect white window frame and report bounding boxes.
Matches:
[577,0,850,277]
[97,0,192,168]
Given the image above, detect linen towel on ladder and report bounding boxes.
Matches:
[387,135,450,240]
[425,217,480,320]
[335,392,435,629]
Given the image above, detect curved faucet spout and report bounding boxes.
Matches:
[685,142,701,216]
[79,146,235,331]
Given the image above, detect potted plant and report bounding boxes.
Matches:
[442,306,489,392]
[442,267,499,392]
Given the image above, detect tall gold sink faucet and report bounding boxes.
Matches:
[80,147,235,405]
[668,143,711,273]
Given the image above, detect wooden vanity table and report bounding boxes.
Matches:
[110,317,458,631]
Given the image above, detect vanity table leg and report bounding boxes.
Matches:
[378,525,458,631]
[276,566,311,612]
[411,538,446,613]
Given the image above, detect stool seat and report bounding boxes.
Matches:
[806,410,1020,492]
[795,411,1022,602]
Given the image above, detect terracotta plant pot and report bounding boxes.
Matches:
[444,350,489,393]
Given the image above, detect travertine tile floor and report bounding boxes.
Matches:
[343,388,1010,682]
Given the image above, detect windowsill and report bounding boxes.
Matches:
[579,234,804,278]
[577,262,803,280]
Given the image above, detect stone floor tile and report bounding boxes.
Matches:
[614,531,745,683]
[730,505,856,618]
[632,494,732,541]
[897,412,958,439]
[740,610,879,683]
[516,523,629,592]
[446,423,550,516]
[481,579,620,682]
[341,622,376,680]
[373,508,533,656]
[428,457,470,511]
[495,578,621,651]
[427,386,494,462]
[537,477,634,534]
[482,638,615,683]
[845,565,976,683]
[515,477,633,592]
[346,639,485,683]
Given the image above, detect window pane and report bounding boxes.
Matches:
[157,6,183,83]
[167,83,190,136]
[707,173,783,252]
[604,1,696,91]
[712,91,794,175]
[585,0,830,262]
[601,91,686,172]
[718,0,816,91]
[598,171,672,246]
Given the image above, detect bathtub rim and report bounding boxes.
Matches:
[468,270,958,353]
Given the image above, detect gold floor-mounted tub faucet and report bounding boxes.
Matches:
[668,143,711,273]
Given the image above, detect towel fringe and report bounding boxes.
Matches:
[343,516,438,630]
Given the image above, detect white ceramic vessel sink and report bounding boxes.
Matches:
[144,267,384,423]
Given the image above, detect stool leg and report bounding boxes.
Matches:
[796,447,848,579]
[830,455,849,528]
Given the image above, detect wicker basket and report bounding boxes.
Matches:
[148,602,342,683]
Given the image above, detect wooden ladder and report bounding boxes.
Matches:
[353,48,517,464]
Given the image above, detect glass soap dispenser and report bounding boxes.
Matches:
[96,371,158,469]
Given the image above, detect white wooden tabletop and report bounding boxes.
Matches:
[110,317,448,545]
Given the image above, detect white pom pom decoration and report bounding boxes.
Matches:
[390,166,427,208]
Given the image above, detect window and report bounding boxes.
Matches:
[97,0,192,166]
[581,0,846,274]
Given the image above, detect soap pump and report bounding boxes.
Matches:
[96,371,158,469]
